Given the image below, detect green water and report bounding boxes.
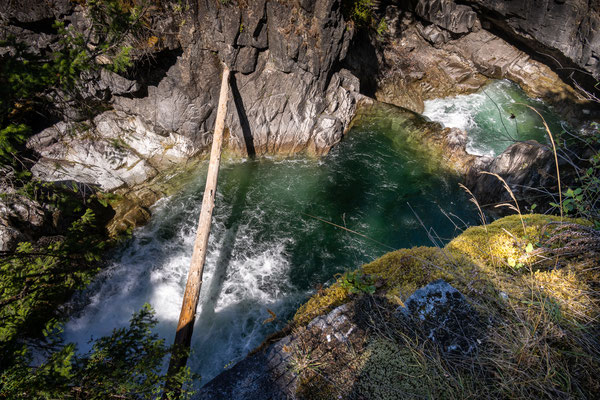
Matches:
[65,80,561,384]
[65,103,477,383]
[423,80,564,157]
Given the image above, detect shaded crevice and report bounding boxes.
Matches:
[122,48,183,97]
[230,73,256,158]
[7,17,58,35]
[341,30,380,97]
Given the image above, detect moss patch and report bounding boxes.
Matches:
[352,338,468,399]
[290,214,600,399]
[446,214,588,269]
[293,284,350,326]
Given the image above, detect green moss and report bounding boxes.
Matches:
[293,283,350,326]
[289,214,600,399]
[362,247,457,302]
[446,214,588,270]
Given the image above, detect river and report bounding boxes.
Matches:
[64,79,563,384]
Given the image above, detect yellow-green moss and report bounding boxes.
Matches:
[289,214,600,399]
[294,214,595,326]
[446,214,587,269]
[293,283,350,326]
[362,246,456,302]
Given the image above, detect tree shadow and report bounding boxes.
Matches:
[230,73,256,158]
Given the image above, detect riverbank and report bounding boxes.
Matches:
[199,214,600,399]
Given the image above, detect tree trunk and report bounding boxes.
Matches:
[164,66,230,393]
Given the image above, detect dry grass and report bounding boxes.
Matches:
[291,214,600,399]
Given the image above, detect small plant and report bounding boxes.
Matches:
[337,271,376,294]
[376,18,388,36]
[342,0,375,27]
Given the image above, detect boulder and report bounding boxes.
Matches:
[397,279,482,355]
[464,139,576,214]
[27,114,200,191]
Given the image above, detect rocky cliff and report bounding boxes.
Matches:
[2,0,600,240]
[3,0,362,195]
[5,0,597,193]
[367,0,594,121]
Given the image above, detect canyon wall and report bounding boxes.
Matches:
[2,0,600,243]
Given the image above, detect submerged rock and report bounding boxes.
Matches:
[397,279,481,355]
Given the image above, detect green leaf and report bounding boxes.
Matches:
[525,243,534,253]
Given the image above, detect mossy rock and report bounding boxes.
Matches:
[293,283,350,326]
[447,214,589,270]
[294,214,594,327]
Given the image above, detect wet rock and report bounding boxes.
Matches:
[465,140,565,213]
[397,279,481,355]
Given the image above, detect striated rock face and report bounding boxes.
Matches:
[405,0,600,81]
[465,0,600,79]
[27,114,199,192]
[20,0,361,191]
[410,0,479,34]
[372,6,589,120]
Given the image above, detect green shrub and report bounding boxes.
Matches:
[337,270,376,294]
[0,305,195,400]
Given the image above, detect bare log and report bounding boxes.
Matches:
[164,66,230,393]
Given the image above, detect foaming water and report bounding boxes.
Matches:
[423,80,564,157]
[64,105,479,384]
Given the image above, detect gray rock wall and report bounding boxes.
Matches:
[405,0,600,79]
[20,0,362,191]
